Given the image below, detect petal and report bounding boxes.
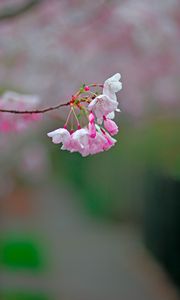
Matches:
[104,73,121,84]
[88,98,98,110]
[47,128,70,144]
[106,111,115,119]
[103,73,122,97]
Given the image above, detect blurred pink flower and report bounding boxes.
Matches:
[0,91,40,132]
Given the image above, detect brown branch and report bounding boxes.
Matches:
[0,84,103,115]
[0,101,70,114]
[0,0,43,21]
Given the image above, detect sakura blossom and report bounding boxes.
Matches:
[103,117,119,136]
[88,73,122,123]
[103,73,122,101]
[47,128,71,145]
[47,73,122,157]
[88,95,118,124]
[0,73,122,157]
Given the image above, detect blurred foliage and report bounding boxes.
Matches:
[144,172,180,287]
[0,291,48,300]
[50,117,180,219]
[50,116,180,286]
[0,235,45,271]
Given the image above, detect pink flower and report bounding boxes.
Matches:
[89,131,107,155]
[88,73,122,123]
[0,91,40,132]
[47,128,71,145]
[70,128,90,156]
[84,85,90,91]
[47,73,121,157]
[89,112,95,123]
[88,94,118,123]
[0,119,12,132]
[23,113,41,122]
[1,91,40,110]
[88,112,96,138]
[104,118,119,136]
[48,127,91,156]
[47,126,117,156]
[101,130,117,150]
[88,122,96,138]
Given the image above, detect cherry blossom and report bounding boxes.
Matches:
[103,73,122,101]
[47,73,121,157]
[88,112,96,138]
[103,117,119,136]
[0,73,121,156]
[88,95,118,124]
[88,73,122,123]
[47,128,71,145]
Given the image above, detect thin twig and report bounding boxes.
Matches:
[0,83,103,115]
[89,84,103,88]
[0,101,70,114]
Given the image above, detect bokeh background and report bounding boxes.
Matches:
[0,0,180,299]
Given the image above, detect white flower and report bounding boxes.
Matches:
[103,73,122,102]
[47,128,71,145]
[106,108,121,120]
[88,94,118,123]
[47,73,122,157]
[88,73,122,122]
[89,131,107,155]
[70,128,90,156]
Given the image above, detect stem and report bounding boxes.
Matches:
[0,83,103,115]
[81,106,89,122]
[0,101,70,114]
[89,91,98,97]
[72,107,80,127]
[81,97,91,103]
[89,84,103,88]
[64,108,72,127]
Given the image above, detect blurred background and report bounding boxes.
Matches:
[0,0,180,299]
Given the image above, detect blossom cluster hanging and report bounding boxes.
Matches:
[0,73,122,156]
[48,73,122,156]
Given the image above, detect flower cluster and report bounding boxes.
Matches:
[48,73,122,156]
[0,91,40,132]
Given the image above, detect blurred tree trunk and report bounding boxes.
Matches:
[144,171,180,287]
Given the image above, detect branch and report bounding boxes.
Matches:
[0,0,43,21]
[0,101,70,114]
[0,83,103,115]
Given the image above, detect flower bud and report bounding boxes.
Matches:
[84,85,90,91]
[89,112,95,123]
[104,118,118,136]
